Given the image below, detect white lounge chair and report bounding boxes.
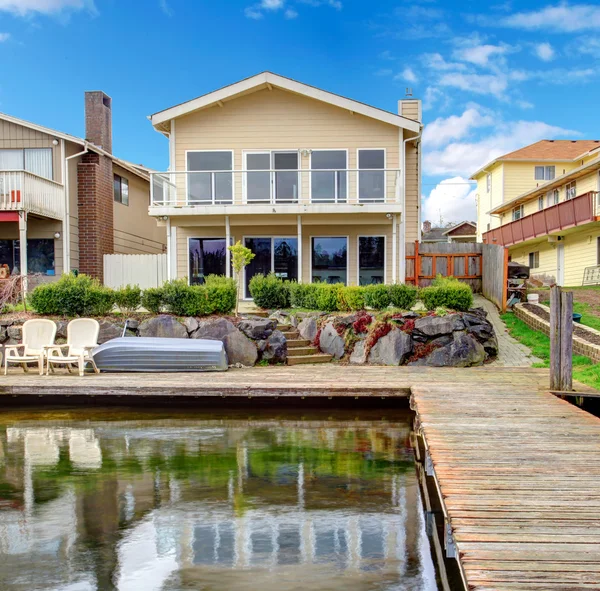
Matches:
[46,318,101,377]
[3,319,57,376]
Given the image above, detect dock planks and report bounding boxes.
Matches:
[411,380,600,591]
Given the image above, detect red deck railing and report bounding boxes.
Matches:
[482,191,598,247]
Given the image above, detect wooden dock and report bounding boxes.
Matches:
[411,379,600,590]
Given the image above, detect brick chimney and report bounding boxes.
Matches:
[85,91,112,153]
[423,220,432,234]
[78,91,114,281]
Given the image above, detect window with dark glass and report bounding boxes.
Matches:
[187,151,233,204]
[311,237,347,284]
[311,150,347,203]
[188,238,228,284]
[0,238,55,275]
[114,174,129,205]
[358,149,385,202]
[244,237,298,298]
[359,236,385,285]
[529,251,540,269]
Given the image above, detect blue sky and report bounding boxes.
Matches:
[1,0,600,223]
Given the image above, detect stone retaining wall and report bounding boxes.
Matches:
[514,303,600,363]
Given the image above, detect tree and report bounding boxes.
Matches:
[228,241,255,316]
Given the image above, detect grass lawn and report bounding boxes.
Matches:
[501,312,600,390]
[535,297,600,332]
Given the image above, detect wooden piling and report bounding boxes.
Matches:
[560,290,573,392]
[549,285,561,391]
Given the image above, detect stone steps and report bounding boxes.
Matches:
[287,353,333,365]
[287,346,318,357]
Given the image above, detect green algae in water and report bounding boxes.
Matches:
[0,408,438,591]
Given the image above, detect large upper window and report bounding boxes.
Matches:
[189,238,228,285]
[113,174,129,205]
[358,236,385,285]
[311,237,347,285]
[358,149,385,203]
[187,151,233,204]
[535,166,555,181]
[244,151,299,204]
[311,150,347,203]
[0,148,53,180]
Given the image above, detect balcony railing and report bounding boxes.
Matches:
[483,191,599,247]
[150,169,401,208]
[0,170,65,220]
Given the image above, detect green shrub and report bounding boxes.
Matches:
[388,283,418,310]
[288,282,312,308]
[420,276,473,311]
[29,273,115,317]
[363,284,391,310]
[249,273,290,309]
[338,286,365,311]
[162,279,212,317]
[140,287,164,314]
[205,275,237,314]
[114,284,142,315]
[316,284,342,312]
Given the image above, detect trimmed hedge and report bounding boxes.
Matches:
[29,274,115,317]
[420,276,473,311]
[114,284,142,314]
[249,273,290,309]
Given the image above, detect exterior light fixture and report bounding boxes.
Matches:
[52,139,59,146]
[54,232,61,239]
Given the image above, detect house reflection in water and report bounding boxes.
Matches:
[0,414,437,591]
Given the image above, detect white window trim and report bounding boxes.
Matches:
[356,148,387,204]
[357,235,387,286]
[512,205,524,221]
[186,235,233,286]
[308,148,349,204]
[185,149,235,206]
[241,235,300,299]
[538,196,544,211]
[565,180,577,200]
[309,235,350,286]
[486,173,491,193]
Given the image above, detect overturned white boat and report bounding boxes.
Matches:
[91,337,228,372]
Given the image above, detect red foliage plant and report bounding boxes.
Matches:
[400,318,415,334]
[407,342,440,364]
[364,322,392,357]
[352,312,372,334]
[313,328,322,348]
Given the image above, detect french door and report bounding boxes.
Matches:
[244,237,299,298]
[244,151,299,204]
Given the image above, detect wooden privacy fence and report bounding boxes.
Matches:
[481,243,509,311]
[405,242,483,292]
[103,254,168,290]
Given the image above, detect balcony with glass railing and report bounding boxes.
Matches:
[483,191,600,247]
[150,168,402,211]
[0,170,65,220]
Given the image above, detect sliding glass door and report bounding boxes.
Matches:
[244,151,299,204]
[244,237,298,298]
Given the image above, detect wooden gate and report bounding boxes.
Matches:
[406,242,483,292]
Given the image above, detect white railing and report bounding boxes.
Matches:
[150,169,401,208]
[0,170,65,220]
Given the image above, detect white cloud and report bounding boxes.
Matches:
[422,86,447,111]
[421,53,467,71]
[573,36,600,56]
[422,177,477,225]
[0,0,95,15]
[159,0,173,17]
[424,120,578,177]
[374,68,393,76]
[501,3,600,32]
[396,67,418,83]
[453,42,513,66]
[0,32,9,41]
[285,8,297,18]
[261,0,284,8]
[245,6,263,18]
[378,50,394,60]
[533,42,555,61]
[438,72,509,98]
[246,0,340,19]
[423,106,495,149]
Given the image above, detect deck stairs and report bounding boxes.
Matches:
[278,324,333,365]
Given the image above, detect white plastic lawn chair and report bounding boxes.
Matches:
[45,318,101,377]
[3,319,57,376]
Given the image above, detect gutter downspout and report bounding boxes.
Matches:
[401,126,422,283]
[64,145,89,274]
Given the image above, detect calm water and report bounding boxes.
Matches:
[0,408,438,591]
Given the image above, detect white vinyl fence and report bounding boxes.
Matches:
[103,254,168,290]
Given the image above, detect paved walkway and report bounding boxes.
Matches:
[473,294,542,367]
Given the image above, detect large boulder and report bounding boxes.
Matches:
[258,330,287,363]
[192,317,236,340]
[318,322,345,359]
[223,331,258,366]
[368,329,412,366]
[413,314,464,338]
[183,317,199,335]
[238,318,277,340]
[6,325,22,341]
[410,332,485,367]
[55,320,68,339]
[467,324,494,342]
[97,320,123,344]
[482,335,499,357]
[138,315,188,339]
[298,316,318,342]
[269,310,290,325]
[349,339,367,364]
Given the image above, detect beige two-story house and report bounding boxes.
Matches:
[0,92,166,287]
[148,72,422,298]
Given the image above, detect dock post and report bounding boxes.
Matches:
[550,286,561,391]
[560,290,573,392]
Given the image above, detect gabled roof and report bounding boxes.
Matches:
[443,221,477,236]
[0,112,150,182]
[421,227,448,242]
[470,139,600,180]
[149,71,421,133]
